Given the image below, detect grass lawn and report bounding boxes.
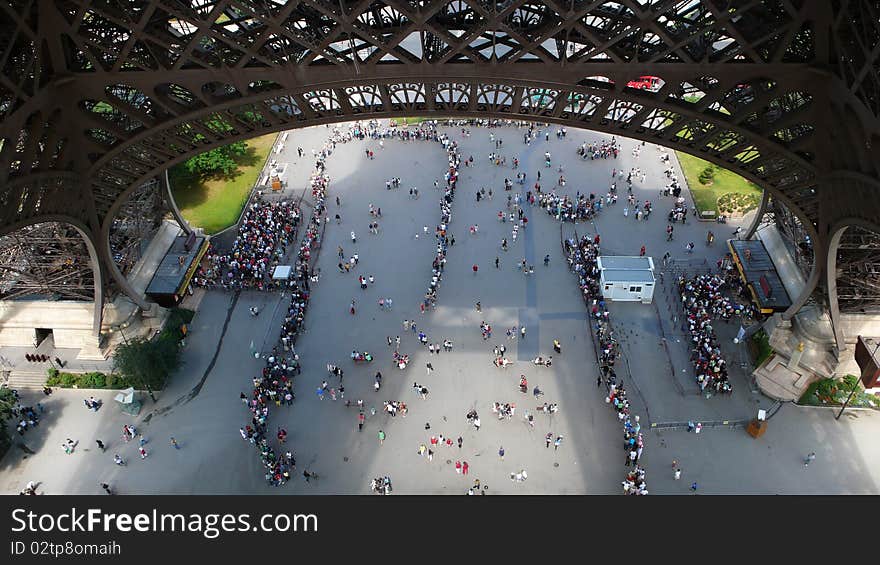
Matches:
[396,117,436,125]
[169,133,276,234]
[675,151,762,216]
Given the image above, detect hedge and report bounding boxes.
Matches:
[42,307,194,391]
[46,368,133,390]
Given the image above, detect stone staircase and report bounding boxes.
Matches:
[752,354,814,401]
[4,367,50,389]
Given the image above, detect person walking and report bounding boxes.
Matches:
[674,468,682,480]
[426,362,434,375]
[462,461,469,475]
[95,439,106,452]
[100,483,113,495]
[498,446,505,461]
[378,430,386,445]
[457,436,463,449]
[138,446,148,459]
[455,461,462,474]
[170,437,180,450]
[358,411,366,432]
[554,435,563,451]
[545,433,552,448]
[690,481,698,494]
[520,326,526,339]
[597,374,603,387]
[804,452,816,467]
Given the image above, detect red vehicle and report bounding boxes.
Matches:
[626,76,663,92]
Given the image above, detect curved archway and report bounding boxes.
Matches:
[5,0,879,326]
[89,109,822,322]
[0,218,104,336]
[96,96,819,260]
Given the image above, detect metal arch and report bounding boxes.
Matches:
[822,216,880,351]
[826,223,849,353]
[784,244,823,322]
[163,170,193,236]
[1,0,880,315]
[0,216,105,337]
[94,101,823,263]
[743,190,770,241]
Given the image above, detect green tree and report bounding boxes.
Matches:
[698,165,716,185]
[113,336,181,400]
[0,387,18,455]
[183,141,247,176]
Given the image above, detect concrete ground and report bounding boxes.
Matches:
[2,122,879,495]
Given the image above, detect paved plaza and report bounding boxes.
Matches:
[2,122,879,495]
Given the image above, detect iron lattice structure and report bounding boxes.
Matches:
[835,226,880,314]
[0,0,879,347]
[767,196,814,281]
[0,222,96,301]
[108,176,165,279]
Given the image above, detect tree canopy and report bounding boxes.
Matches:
[183,141,248,176]
[0,388,18,454]
[112,336,181,391]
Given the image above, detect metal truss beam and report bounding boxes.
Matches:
[0,0,878,323]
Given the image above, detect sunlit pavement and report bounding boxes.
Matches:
[3,122,878,495]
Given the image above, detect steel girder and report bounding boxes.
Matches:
[0,222,95,302]
[1,0,880,334]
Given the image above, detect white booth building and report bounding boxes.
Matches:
[597,256,656,303]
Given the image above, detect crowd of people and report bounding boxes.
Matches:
[216,116,765,493]
[678,274,739,394]
[564,232,648,494]
[7,389,41,437]
[370,476,393,495]
[537,191,604,223]
[233,119,462,489]
[420,128,459,313]
[577,138,620,160]
[237,133,338,487]
[195,199,302,291]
